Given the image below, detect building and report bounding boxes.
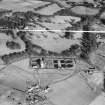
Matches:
[29,56,76,70]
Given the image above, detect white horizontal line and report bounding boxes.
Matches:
[18,30,105,33]
[1,29,105,33]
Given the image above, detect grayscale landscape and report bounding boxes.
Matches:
[0,0,105,105]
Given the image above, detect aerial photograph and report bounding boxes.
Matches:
[0,0,105,105]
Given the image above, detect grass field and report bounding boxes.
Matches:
[48,73,100,105]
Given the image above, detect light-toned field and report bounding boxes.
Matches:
[36,3,62,15]
[71,6,99,15]
[0,65,35,91]
[11,58,31,71]
[31,34,80,53]
[0,0,98,16]
[0,64,100,105]
[26,14,81,53]
[28,31,81,53]
[89,43,105,71]
[0,33,25,56]
[0,0,51,12]
[47,73,100,105]
[89,93,105,105]
[0,64,75,90]
[37,68,75,87]
[0,61,102,105]
[0,84,26,105]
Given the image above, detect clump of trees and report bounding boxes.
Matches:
[94,0,105,7]
[64,32,74,39]
[61,44,80,56]
[80,33,97,60]
[1,50,27,64]
[99,33,105,39]
[6,41,21,50]
[100,18,105,25]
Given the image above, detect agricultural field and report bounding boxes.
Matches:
[0,0,105,105]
